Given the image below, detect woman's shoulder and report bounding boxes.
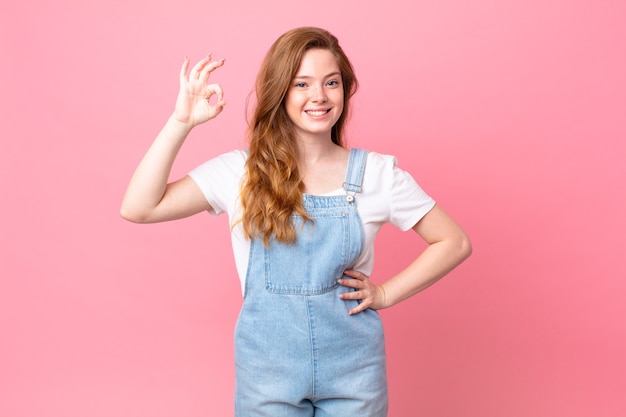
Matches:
[216,149,249,164]
[198,149,248,169]
[355,149,399,171]
[188,149,249,182]
[358,148,422,188]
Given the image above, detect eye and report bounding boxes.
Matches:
[294,82,307,88]
[327,80,340,87]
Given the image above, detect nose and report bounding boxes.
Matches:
[311,84,327,103]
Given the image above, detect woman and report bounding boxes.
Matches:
[121,26,471,417]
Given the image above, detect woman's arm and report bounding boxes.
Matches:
[339,204,472,315]
[120,55,226,223]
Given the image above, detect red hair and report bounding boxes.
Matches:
[240,27,358,246]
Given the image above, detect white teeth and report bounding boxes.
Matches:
[306,110,328,116]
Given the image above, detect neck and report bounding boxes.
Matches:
[296,136,340,165]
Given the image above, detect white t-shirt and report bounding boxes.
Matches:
[188,149,436,295]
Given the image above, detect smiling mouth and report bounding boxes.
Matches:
[305,109,330,117]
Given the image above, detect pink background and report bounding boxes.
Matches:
[2,1,625,416]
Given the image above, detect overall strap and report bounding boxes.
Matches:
[343,148,369,194]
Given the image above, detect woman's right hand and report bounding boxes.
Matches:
[172,55,226,127]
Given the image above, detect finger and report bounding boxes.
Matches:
[204,83,225,103]
[338,289,367,314]
[189,54,212,80]
[339,288,362,300]
[213,83,225,104]
[205,84,227,117]
[349,306,364,315]
[349,301,370,315]
[214,100,227,114]
[180,57,190,84]
[337,277,361,289]
[200,58,225,85]
[343,269,367,281]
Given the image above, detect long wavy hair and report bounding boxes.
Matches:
[240,27,358,247]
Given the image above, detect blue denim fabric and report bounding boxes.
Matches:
[234,149,388,416]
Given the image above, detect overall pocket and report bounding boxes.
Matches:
[264,212,350,295]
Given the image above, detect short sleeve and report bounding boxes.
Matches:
[387,156,436,231]
[187,150,247,216]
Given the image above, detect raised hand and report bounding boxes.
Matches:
[173,55,226,127]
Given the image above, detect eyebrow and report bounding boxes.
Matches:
[293,71,341,79]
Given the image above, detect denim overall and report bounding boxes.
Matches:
[234,149,388,417]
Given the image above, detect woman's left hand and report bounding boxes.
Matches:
[338,270,387,315]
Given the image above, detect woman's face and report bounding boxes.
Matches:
[284,48,344,142]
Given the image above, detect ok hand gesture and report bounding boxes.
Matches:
[173,55,226,127]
